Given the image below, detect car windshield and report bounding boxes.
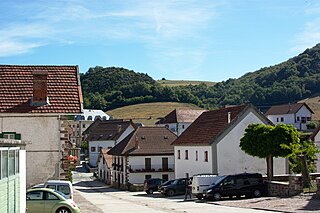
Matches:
[210,176,226,185]
[54,190,69,200]
[162,180,174,186]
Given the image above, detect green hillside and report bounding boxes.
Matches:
[107,102,203,126]
[157,80,215,87]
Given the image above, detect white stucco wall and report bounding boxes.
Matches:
[314,131,320,172]
[217,111,287,176]
[267,114,294,125]
[127,155,175,184]
[97,157,110,183]
[19,149,26,213]
[174,146,213,178]
[0,115,62,187]
[116,125,135,143]
[89,140,115,166]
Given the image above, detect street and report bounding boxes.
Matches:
[72,165,270,213]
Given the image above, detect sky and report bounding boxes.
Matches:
[0,0,319,82]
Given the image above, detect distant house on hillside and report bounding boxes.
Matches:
[265,103,313,131]
[156,109,206,136]
[172,104,288,178]
[83,119,136,167]
[107,127,177,190]
[0,65,83,188]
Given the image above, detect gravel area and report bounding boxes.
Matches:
[207,193,320,213]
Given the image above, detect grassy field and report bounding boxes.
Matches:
[299,95,320,121]
[157,80,215,87]
[106,102,204,126]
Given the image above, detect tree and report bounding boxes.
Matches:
[240,124,300,181]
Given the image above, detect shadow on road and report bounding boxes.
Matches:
[298,194,320,211]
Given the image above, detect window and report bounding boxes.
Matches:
[204,151,208,162]
[307,117,311,121]
[196,151,198,161]
[2,150,8,178]
[182,125,185,129]
[162,174,169,181]
[145,158,151,170]
[87,116,93,121]
[178,150,180,159]
[9,150,15,176]
[46,192,59,200]
[91,146,96,152]
[280,117,284,122]
[145,175,151,180]
[162,158,168,170]
[3,134,15,139]
[301,117,306,123]
[297,116,300,121]
[27,191,44,200]
[58,185,70,195]
[185,150,188,160]
[103,116,107,120]
[15,150,19,174]
[82,124,86,128]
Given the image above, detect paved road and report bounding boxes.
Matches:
[72,166,271,213]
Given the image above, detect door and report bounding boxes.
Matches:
[220,177,236,196]
[162,158,168,170]
[44,192,60,212]
[26,190,45,213]
[145,158,151,171]
[177,179,187,194]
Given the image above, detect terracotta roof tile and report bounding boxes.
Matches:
[265,103,314,115]
[172,105,248,145]
[108,127,177,156]
[0,65,82,113]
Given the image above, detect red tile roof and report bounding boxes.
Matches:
[107,126,177,156]
[0,65,82,113]
[84,119,136,141]
[265,103,314,115]
[172,105,257,145]
[156,109,206,124]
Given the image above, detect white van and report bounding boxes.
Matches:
[44,180,74,200]
[192,174,218,199]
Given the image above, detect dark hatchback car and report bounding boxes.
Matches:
[144,178,165,194]
[204,173,265,201]
[159,178,189,196]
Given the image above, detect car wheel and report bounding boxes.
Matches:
[147,188,154,194]
[253,189,261,198]
[213,192,221,201]
[196,195,202,200]
[167,189,175,197]
[56,207,71,213]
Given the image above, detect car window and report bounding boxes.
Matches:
[223,177,235,186]
[27,191,44,200]
[54,190,69,199]
[57,185,70,195]
[46,185,56,190]
[179,179,186,185]
[46,192,59,200]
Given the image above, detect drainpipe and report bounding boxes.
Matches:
[58,115,61,180]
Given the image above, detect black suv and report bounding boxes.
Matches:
[204,173,265,201]
[159,178,189,196]
[144,178,165,194]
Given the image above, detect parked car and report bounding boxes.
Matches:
[204,173,265,201]
[158,179,175,192]
[44,180,74,200]
[159,178,189,196]
[26,188,80,213]
[192,174,218,200]
[144,178,165,194]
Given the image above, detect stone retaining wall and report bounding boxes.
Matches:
[266,175,303,197]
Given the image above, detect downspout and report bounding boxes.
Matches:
[58,115,61,180]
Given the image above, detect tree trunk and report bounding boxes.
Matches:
[266,155,273,181]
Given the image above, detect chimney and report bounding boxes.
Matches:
[31,70,49,106]
[117,125,121,133]
[227,112,231,124]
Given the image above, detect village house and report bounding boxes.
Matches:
[83,119,136,167]
[107,126,177,190]
[309,126,320,172]
[172,104,288,178]
[156,109,206,136]
[96,148,113,184]
[0,65,83,187]
[69,109,110,147]
[265,103,313,131]
[0,134,26,213]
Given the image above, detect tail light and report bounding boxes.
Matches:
[71,201,77,208]
[70,195,72,199]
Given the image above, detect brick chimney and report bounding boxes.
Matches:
[31,70,49,106]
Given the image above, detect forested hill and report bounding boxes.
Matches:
[80,43,320,110]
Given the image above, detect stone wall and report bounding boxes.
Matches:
[266,175,303,197]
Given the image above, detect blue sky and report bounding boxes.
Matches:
[0,0,319,82]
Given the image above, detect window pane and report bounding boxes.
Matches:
[9,150,15,176]
[15,150,19,174]
[27,191,43,200]
[47,192,59,200]
[58,185,70,195]
[2,150,8,178]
